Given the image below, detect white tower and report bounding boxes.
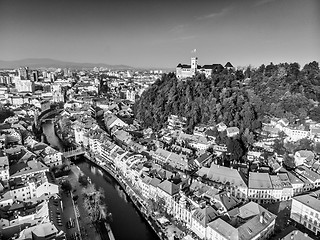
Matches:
[191,57,198,76]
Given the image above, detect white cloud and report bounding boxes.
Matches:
[197,6,232,20]
[254,0,278,7]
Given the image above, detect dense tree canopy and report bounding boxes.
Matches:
[135,61,320,132]
[134,61,320,161]
[134,71,262,134]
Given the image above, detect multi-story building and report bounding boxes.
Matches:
[156,179,180,214]
[176,57,230,79]
[100,140,119,166]
[140,175,153,199]
[197,163,248,200]
[278,173,294,200]
[291,192,320,236]
[8,172,58,202]
[270,175,283,202]
[191,206,218,239]
[40,146,63,167]
[152,148,189,171]
[149,177,162,200]
[167,115,187,130]
[0,191,13,207]
[104,112,128,131]
[0,156,9,181]
[18,67,29,80]
[286,171,305,195]
[283,127,309,141]
[248,172,273,204]
[15,79,35,93]
[52,83,64,103]
[206,202,276,240]
[172,194,193,228]
[282,230,314,240]
[296,166,320,188]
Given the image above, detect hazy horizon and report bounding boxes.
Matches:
[0,0,319,68]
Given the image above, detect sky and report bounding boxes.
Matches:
[0,0,319,68]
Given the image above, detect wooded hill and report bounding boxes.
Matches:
[134,61,320,137]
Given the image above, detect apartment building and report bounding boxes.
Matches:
[206,202,276,240]
[291,192,320,236]
[197,163,248,200]
[248,172,273,204]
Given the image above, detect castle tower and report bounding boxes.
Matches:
[191,57,198,76]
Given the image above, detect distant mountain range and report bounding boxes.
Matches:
[0,58,132,70]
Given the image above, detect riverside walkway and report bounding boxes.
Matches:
[82,153,166,240]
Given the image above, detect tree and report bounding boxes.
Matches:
[82,185,106,223]
[61,180,72,192]
[295,138,313,151]
[273,138,285,155]
[314,143,320,154]
[309,107,320,122]
[283,154,296,169]
[227,138,244,162]
[78,175,89,187]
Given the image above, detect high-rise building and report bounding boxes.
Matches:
[32,70,39,82]
[18,67,29,80]
[52,83,64,102]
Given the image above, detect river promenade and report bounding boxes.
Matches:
[41,122,111,240]
[50,114,181,240]
[82,152,168,240]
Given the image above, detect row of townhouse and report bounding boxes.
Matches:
[0,198,65,239]
[264,117,320,142]
[197,164,248,201]
[151,148,189,171]
[162,184,276,240]
[0,129,64,238]
[248,169,320,204]
[87,121,278,240]
[24,136,63,167]
[175,131,213,151]
[196,163,320,204]
[0,171,58,207]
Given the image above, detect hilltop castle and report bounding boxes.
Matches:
[176,57,233,79]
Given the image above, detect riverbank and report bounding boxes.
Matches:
[81,154,170,240]
[66,164,111,240]
[48,114,175,239]
[40,121,110,240]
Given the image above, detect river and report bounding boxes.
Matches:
[42,121,159,240]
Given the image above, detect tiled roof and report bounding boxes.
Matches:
[208,202,276,240]
[197,163,247,188]
[225,62,233,68]
[248,172,272,189]
[157,179,180,196]
[192,206,218,227]
[282,230,314,240]
[269,175,283,189]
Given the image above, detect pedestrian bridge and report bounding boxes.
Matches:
[63,147,86,158]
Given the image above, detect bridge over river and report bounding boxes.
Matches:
[63,147,86,158]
